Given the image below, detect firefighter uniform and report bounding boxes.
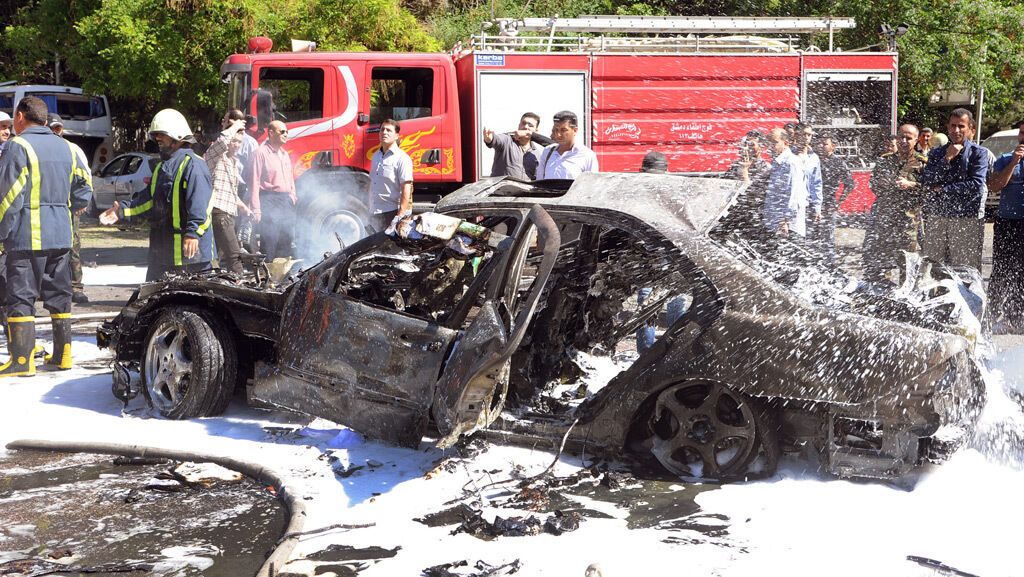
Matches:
[119,147,214,281]
[0,125,91,377]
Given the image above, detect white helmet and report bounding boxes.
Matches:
[148,108,194,142]
[0,111,11,125]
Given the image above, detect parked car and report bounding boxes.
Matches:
[983,129,1021,218]
[98,173,986,482]
[89,153,157,216]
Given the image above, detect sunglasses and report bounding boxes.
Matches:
[273,128,288,135]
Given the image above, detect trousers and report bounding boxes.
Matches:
[5,249,72,317]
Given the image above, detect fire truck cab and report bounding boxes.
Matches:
[221,16,897,213]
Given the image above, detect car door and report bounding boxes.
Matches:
[263,206,559,448]
[431,205,560,447]
[92,155,127,210]
[115,155,145,205]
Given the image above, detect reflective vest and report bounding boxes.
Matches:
[123,152,214,266]
[0,129,91,252]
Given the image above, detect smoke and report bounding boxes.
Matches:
[290,169,374,267]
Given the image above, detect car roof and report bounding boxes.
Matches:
[436,172,744,236]
[985,130,1018,139]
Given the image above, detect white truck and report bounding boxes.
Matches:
[0,82,114,171]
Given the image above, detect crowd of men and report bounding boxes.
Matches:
[0,98,1022,378]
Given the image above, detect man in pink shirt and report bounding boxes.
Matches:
[248,120,296,259]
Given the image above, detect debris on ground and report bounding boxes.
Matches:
[502,486,551,511]
[422,559,521,577]
[173,462,243,485]
[543,510,582,535]
[305,544,400,562]
[414,503,479,527]
[450,508,583,539]
[0,558,154,575]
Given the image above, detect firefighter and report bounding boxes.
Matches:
[100,109,214,281]
[0,96,91,377]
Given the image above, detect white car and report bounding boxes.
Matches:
[89,153,157,216]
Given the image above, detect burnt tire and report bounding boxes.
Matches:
[645,381,779,481]
[140,307,236,419]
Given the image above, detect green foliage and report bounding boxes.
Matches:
[3,0,1023,143]
[428,0,1024,134]
[0,0,436,139]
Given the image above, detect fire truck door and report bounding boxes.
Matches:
[252,63,338,177]
[362,62,447,179]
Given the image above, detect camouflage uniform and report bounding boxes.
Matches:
[863,151,928,282]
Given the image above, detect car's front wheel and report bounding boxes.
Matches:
[646,381,778,480]
[141,307,236,419]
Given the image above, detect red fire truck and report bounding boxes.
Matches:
[221,16,897,218]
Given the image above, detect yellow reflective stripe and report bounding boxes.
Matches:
[171,156,190,231]
[123,199,152,217]
[196,191,214,236]
[7,316,35,323]
[173,233,183,266]
[51,313,72,319]
[0,166,28,222]
[12,137,42,250]
[125,161,161,217]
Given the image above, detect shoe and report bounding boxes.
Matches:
[72,291,89,304]
[0,317,36,377]
[43,314,72,370]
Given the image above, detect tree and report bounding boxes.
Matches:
[1,0,437,142]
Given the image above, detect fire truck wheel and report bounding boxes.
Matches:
[296,188,369,254]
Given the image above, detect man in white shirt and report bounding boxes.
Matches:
[369,118,413,233]
[536,110,598,180]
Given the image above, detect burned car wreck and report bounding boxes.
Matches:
[99,172,986,481]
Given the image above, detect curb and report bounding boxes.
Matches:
[5,439,307,577]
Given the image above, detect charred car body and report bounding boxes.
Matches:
[99,173,986,481]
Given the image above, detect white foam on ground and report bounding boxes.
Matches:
[2,331,1022,576]
[82,265,147,286]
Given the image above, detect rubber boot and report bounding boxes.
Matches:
[0,317,36,378]
[44,314,72,370]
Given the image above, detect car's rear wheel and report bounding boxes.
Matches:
[141,307,236,419]
[647,381,778,480]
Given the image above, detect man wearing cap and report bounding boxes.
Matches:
[100,109,214,281]
[49,114,93,303]
[0,111,12,157]
[0,96,91,376]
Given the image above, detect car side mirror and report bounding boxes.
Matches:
[357,113,370,126]
[255,89,275,132]
[423,148,441,166]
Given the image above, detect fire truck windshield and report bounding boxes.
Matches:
[226,72,251,112]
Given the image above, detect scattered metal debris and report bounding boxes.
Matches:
[422,559,522,577]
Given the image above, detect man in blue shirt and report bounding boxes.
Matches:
[763,127,808,237]
[987,119,1024,330]
[920,108,989,270]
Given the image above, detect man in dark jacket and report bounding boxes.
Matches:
[0,96,91,376]
[101,109,214,281]
[920,108,989,270]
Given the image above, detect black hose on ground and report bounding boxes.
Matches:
[5,439,307,577]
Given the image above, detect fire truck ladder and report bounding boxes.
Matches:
[472,15,856,53]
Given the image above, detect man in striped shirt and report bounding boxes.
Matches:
[204,121,250,274]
